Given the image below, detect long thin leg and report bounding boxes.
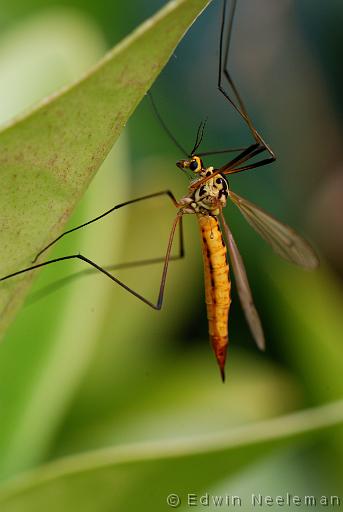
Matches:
[218,0,255,136]
[191,142,276,193]
[217,0,276,165]
[33,190,180,263]
[190,142,264,191]
[197,146,247,157]
[28,216,185,304]
[224,157,277,175]
[1,213,183,311]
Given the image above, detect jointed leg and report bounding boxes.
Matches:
[33,190,180,263]
[197,146,247,157]
[28,216,185,304]
[190,143,266,191]
[2,213,183,311]
[218,0,276,165]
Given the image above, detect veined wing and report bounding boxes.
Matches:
[229,190,319,269]
[220,213,265,351]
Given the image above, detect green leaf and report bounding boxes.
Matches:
[0,9,132,480]
[0,400,341,512]
[0,0,211,337]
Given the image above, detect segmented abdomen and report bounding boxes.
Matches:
[198,214,231,380]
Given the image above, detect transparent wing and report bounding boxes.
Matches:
[220,214,265,351]
[229,190,319,269]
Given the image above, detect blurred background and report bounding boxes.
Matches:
[0,0,342,509]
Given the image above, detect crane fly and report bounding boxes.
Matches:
[0,0,319,381]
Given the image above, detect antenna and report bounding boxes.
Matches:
[190,118,208,155]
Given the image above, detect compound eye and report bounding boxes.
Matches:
[189,160,198,171]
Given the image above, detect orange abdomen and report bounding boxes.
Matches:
[198,214,231,380]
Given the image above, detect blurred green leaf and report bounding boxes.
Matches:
[265,261,343,480]
[0,0,211,337]
[267,263,343,403]
[52,342,301,456]
[0,400,341,511]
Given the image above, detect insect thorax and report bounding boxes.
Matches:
[187,166,229,216]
